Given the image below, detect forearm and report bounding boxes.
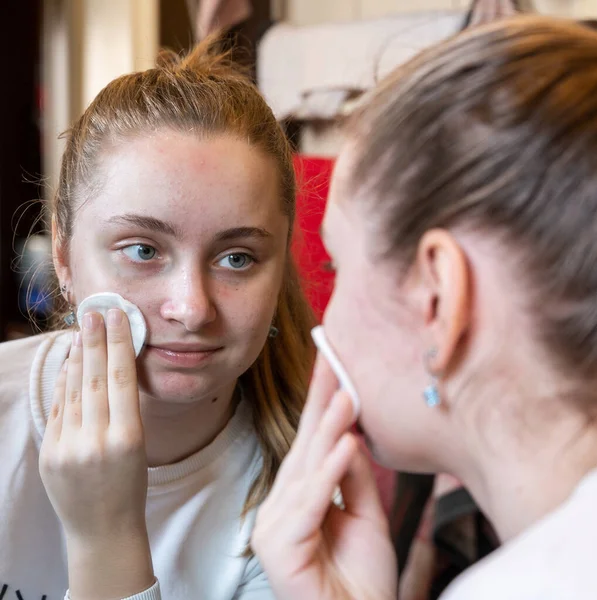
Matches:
[66,531,155,600]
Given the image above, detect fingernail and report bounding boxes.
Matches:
[73,330,82,347]
[61,359,68,372]
[83,312,100,331]
[107,308,122,326]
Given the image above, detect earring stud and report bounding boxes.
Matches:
[60,284,76,326]
[423,348,441,408]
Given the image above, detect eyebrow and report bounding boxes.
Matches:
[108,214,182,238]
[108,215,272,243]
[214,227,273,242]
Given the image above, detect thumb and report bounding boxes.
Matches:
[340,443,387,524]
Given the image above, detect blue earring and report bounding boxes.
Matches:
[423,349,441,408]
[61,284,76,327]
[423,378,441,408]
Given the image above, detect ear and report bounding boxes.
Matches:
[414,229,470,376]
[51,216,72,299]
[464,0,518,28]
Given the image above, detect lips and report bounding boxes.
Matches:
[146,343,223,368]
[149,342,222,353]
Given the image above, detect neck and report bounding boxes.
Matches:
[139,380,239,467]
[454,400,597,542]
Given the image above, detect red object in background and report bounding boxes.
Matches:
[290,154,396,516]
[291,155,336,321]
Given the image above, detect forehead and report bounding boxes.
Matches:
[328,144,355,203]
[83,131,282,233]
[323,144,359,239]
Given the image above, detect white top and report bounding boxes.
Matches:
[441,468,597,599]
[0,332,275,600]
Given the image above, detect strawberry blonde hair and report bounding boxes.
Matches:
[50,37,315,513]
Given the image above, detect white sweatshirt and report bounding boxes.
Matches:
[0,332,275,600]
[441,468,597,600]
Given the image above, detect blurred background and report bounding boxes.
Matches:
[2,2,596,597]
[0,0,592,343]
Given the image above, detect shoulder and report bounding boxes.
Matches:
[0,333,55,396]
[441,473,597,600]
[0,331,70,439]
[0,333,59,450]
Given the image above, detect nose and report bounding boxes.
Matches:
[160,267,217,332]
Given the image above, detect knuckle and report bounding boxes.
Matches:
[68,350,82,366]
[78,440,105,465]
[38,449,55,474]
[40,445,73,474]
[108,328,130,345]
[84,331,103,349]
[85,374,107,393]
[110,428,144,455]
[44,437,107,471]
[67,388,81,404]
[49,402,61,420]
[110,366,134,388]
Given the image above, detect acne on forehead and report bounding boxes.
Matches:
[75,132,287,239]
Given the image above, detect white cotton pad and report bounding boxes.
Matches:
[311,326,361,419]
[77,292,147,357]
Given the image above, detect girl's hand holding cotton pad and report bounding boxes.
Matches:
[76,292,147,357]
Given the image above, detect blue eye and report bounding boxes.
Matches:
[122,244,157,262]
[218,253,253,270]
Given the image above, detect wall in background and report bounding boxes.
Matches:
[280,0,594,25]
[41,0,159,193]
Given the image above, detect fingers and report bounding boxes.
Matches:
[340,445,387,524]
[306,390,354,473]
[81,312,109,431]
[55,309,140,436]
[106,309,141,428]
[290,353,340,462]
[290,433,359,543]
[254,431,358,556]
[266,390,355,518]
[62,331,83,431]
[44,360,68,443]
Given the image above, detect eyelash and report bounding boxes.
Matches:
[121,244,159,263]
[119,244,256,272]
[216,253,256,271]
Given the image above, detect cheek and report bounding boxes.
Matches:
[324,270,426,443]
[324,280,361,351]
[323,272,375,405]
[215,270,281,332]
[69,240,123,302]
[68,236,159,334]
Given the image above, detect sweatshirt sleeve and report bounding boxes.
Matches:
[64,580,161,600]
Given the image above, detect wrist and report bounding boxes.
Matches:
[66,530,155,600]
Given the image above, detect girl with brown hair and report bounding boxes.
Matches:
[253,16,597,600]
[0,39,314,600]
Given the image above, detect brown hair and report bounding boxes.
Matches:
[348,16,597,392]
[50,37,315,512]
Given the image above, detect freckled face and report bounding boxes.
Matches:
[66,131,289,404]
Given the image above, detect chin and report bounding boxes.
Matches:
[363,435,392,467]
[136,364,235,404]
[362,429,437,474]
